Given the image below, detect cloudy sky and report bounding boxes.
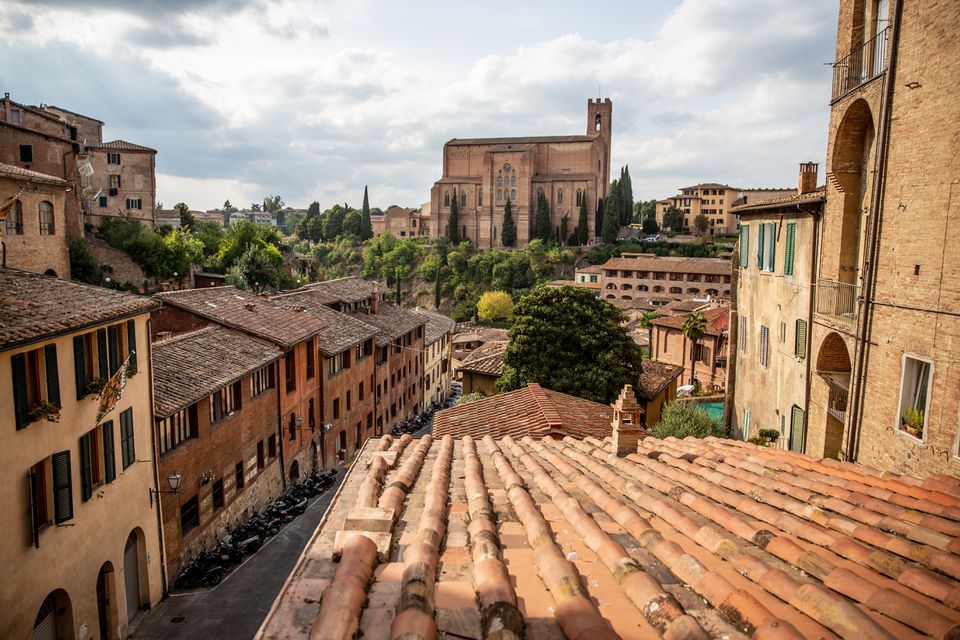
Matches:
[1,0,839,211]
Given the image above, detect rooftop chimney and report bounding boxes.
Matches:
[798,162,819,195]
[611,384,643,457]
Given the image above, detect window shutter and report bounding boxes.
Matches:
[108,325,120,375]
[795,319,808,359]
[28,468,40,548]
[126,320,137,375]
[12,353,29,429]
[790,405,805,452]
[785,223,796,275]
[740,226,749,268]
[760,326,769,367]
[767,222,776,271]
[52,451,73,523]
[79,433,92,501]
[44,344,60,408]
[103,420,116,483]
[73,336,87,400]
[756,223,764,268]
[97,329,109,379]
[121,408,135,469]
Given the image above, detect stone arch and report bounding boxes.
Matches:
[594,113,602,132]
[44,269,58,278]
[289,459,300,482]
[605,294,616,300]
[830,98,875,285]
[605,282,617,290]
[816,332,852,374]
[816,332,852,459]
[97,561,119,640]
[621,295,632,301]
[621,283,633,290]
[33,589,73,640]
[123,528,149,623]
[687,288,700,295]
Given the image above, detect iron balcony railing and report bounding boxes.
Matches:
[832,27,889,101]
[822,372,851,424]
[816,278,859,324]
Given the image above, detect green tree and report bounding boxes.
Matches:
[694,213,709,236]
[216,219,283,271]
[222,200,237,226]
[662,206,685,232]
[343,210,363,238]
[533,191,552,241]
[577,196,590,245]
[447,188,460,243]
[501,198,516,247]
[476,290,513,322]
[620,166,634,225]
[601,190,620,244]
[360,186,373,240]
[161,228,204,278]
[680,311,707,386]
[642,217,660,234]
[559,215,569,247]
[295,202,324,243]
[323,205,346,241]
[189,220,224,258]
[226,244,285,293]
[250,203,262,212]
[174,202,194,228]
[69,238,103,285]
[262,195,284,214]
[650,401,724,439]
[497,286,643,403]
[638,311,660,357]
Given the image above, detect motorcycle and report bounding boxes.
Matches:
[175,558,223,588]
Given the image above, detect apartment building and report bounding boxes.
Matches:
[151,326,283,580]
[370,205,430,239]
[83,140,157,226]
[731,163,824,451]
[600,253,732,302]
[413,309,455,410]
[650,305,730,392]
[0,269,162,639]
[656,183,795,235]
[1,163,71,278]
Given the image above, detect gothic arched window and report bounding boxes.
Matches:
[536,187,544,202]
[511,174,516,187]
[6,199,22,235]
[595,113,602,131]
[557,189,563,206]
[497,175,502,188]
[510,188,516,200]
[39,201,55,235]
[497,189,502,201]
[444,192,450,207]
[460,191,466,207]
[576,189,583,207]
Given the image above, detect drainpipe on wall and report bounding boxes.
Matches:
[723,243,740,435]
[846,0,902,461]
[802,205,821,455]
[276,358,287,490]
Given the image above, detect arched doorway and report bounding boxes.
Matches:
[43,269,58,278]
[830,99,875,285]
[816,332,852,459]
[289,459,300,482]
[33,590,73,640]
[123,531,142,623]
[97,562,118,640]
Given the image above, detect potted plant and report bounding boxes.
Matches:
[28,400,61,423]
[749,428,782,447]
[901,407,924,438]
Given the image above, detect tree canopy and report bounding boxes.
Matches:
[476,290,513,322]
[650,401,724,439]
[360,186,373,240]
[501,198,516,247]
[694,213,709,236]
[601,189,621,244]
[498,286,644,403]
[533,191,552,241]
[663,206,685,232]
[447,188,460,243]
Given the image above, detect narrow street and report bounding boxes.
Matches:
[131,471,345,640]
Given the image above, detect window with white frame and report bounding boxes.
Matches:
[897,356,932,440]
[759,325,769,368]
[107,153,121,165]
[739,316,747,352]
[126,198,142,210]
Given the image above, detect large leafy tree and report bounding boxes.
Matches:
[498,286,644,403]
[226,244,285,293]
[694,213,709,236]
[577,196,590,245]
[216,219,283,271]
[533,191,552,241]
[680,311,707,385]
[447,188,460,243]
[322,205,346,241]
[174,202,194,228]
[638,311,660,357]
[343,210,363,237]
[501,198,516,247]
[476,290,513,322]
[663,206,685,232]
[360,186,373,240]
[222,200,237,226]
[601,189,621,244]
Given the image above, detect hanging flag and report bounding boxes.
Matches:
[96,354,130,425]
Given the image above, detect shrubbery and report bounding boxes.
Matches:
[650,401,726,439]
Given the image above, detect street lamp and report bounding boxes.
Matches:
[149,473,182,507]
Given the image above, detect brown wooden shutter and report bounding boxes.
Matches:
[97,329,109,379]
[108,325,120,375]
[103,420,116,483]
[79,433,92,501]
[11,353,29,429]
[44,344,60,408]
[52,451,73,523]
[73,336,87,400]
[28,467,40,548]
[126,320,138,375]
[120,408,135,469]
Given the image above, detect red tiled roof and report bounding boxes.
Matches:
[88,139,157,152]
[301,276,385,304]
[432,383,614,440]
[456,339,506,377]
[732,187,826,213]
[601,254,732,276]
[636,360,683,401]
[447,134,595,146]
[412,308,455,345]
[0,162,69,186]
[261,432,960,640]
[652,305,730,336]
[270,289,377,355]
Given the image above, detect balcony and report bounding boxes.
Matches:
[832,27,889,101]
[816,279,859,324]
[822,372,850,423]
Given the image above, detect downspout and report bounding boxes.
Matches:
[723,242,740,434]
[146,316,170,594]
[846,0,902,461]
[277,357,287,490]
[802,205,821,454]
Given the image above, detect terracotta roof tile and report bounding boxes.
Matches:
[601,254,732,276]
[0,162,69,186]
[152,326,279,418]
[261,430,960,640]
[346,304,425,342]
[411,309,455,345]
[155,286,326,348]
[447,134,595,146]
[301,276,385,304]
[88,139,157,152]
[457,339,506,376]
[0,268,156,351]
[731,187,826,213]
[270,289,377,355]
[636,361,683,401]
[652,305,730,336]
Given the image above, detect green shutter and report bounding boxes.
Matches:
[97,329,108,379]
[79,433,92,501]
[767,222,776,271]
[44,344,60,408]
[73,336,87,400]
[756,223,765,268]
[52,451,73,523]
[103,420,116,483]
[11,353,29,429]
[790,405,805,452]
[120,408,135,469]
[795,319,808,359]
[126,320,137,375]
[108,325,120,375]
[785,223,796,275]
[740,225,749,268]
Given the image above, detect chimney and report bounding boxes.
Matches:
[611,384,643,456]
[370,292,380,314]
[244,302,256,311]
[798,162,818,195]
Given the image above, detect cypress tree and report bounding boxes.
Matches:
[622,165,634,223]
[560,215,569,246]
[577,196,589,245]
[602,191,620,244]
[360,185,373,240]
[434,265,442,308]
[534,192,552,241]
[501,198,516,247]
[447,188,459,243]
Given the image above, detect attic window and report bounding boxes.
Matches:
[11,109,22,124]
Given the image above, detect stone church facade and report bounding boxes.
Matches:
[429,99,612,248]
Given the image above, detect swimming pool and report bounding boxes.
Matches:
[699,402,724,421]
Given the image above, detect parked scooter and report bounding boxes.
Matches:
[175,558,223,588]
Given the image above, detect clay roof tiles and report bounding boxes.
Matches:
[260,431,960,640]
[447,134,595,146]
[346,304,426,342]
[412,309,455,346]
[152,326,279,419]
[88,139,157,152]
[652,305,730,336]
[432,383,614,440]
[456,339,506,377]
[0,162,69,186]
[302,276,385,304]
[270,289,377,355]
[731,187,826,213]
[601,254,732,275]
[0,268,156,351]
[635,360,684,401]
